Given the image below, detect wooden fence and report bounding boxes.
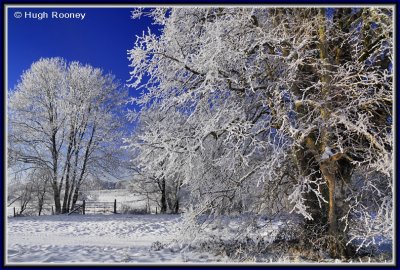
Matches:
[9,199,159,217]
[69,200,117,215]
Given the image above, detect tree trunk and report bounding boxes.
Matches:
[67,181,75,212]
[53,191,61,214]
[173,197,179,214]
[68,148,80,211]
[38,201,43,216]
[71,184,81,210]
[320,158,354,258]
[160,178,167,214]
[61,129,75,214]
[38,196,44,216]
[296,138,329,227]
[320,160,341,257]
[316,8,349,258]
[296,135,352,258]
[51,180,61,214]
[70,125,95,210]
[61,164,71,214]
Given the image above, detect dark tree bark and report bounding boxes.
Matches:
[160,178,167,214]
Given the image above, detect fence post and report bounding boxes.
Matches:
[13,207,15,217]
[51,206,54,215]
[147,194,150,214]
[156,207,157,215]
[83,200,86,215]
[114,199,117,214]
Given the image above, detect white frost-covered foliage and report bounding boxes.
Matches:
[127,8,393,255]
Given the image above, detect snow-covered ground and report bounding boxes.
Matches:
[7,214,222,264]
[7,213,393,264]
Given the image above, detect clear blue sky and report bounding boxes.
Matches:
[7,7,159,98]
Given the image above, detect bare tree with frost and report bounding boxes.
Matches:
[8,58,126,214]
[127,7,392,259]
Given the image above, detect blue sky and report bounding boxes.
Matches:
[7,7,160,99]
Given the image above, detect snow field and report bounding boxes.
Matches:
[7,214,222,263]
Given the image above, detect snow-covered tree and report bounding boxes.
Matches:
[30,168,52,216]
[124,107,188,213]
[127,7,393,258]
[8,58,126,214]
